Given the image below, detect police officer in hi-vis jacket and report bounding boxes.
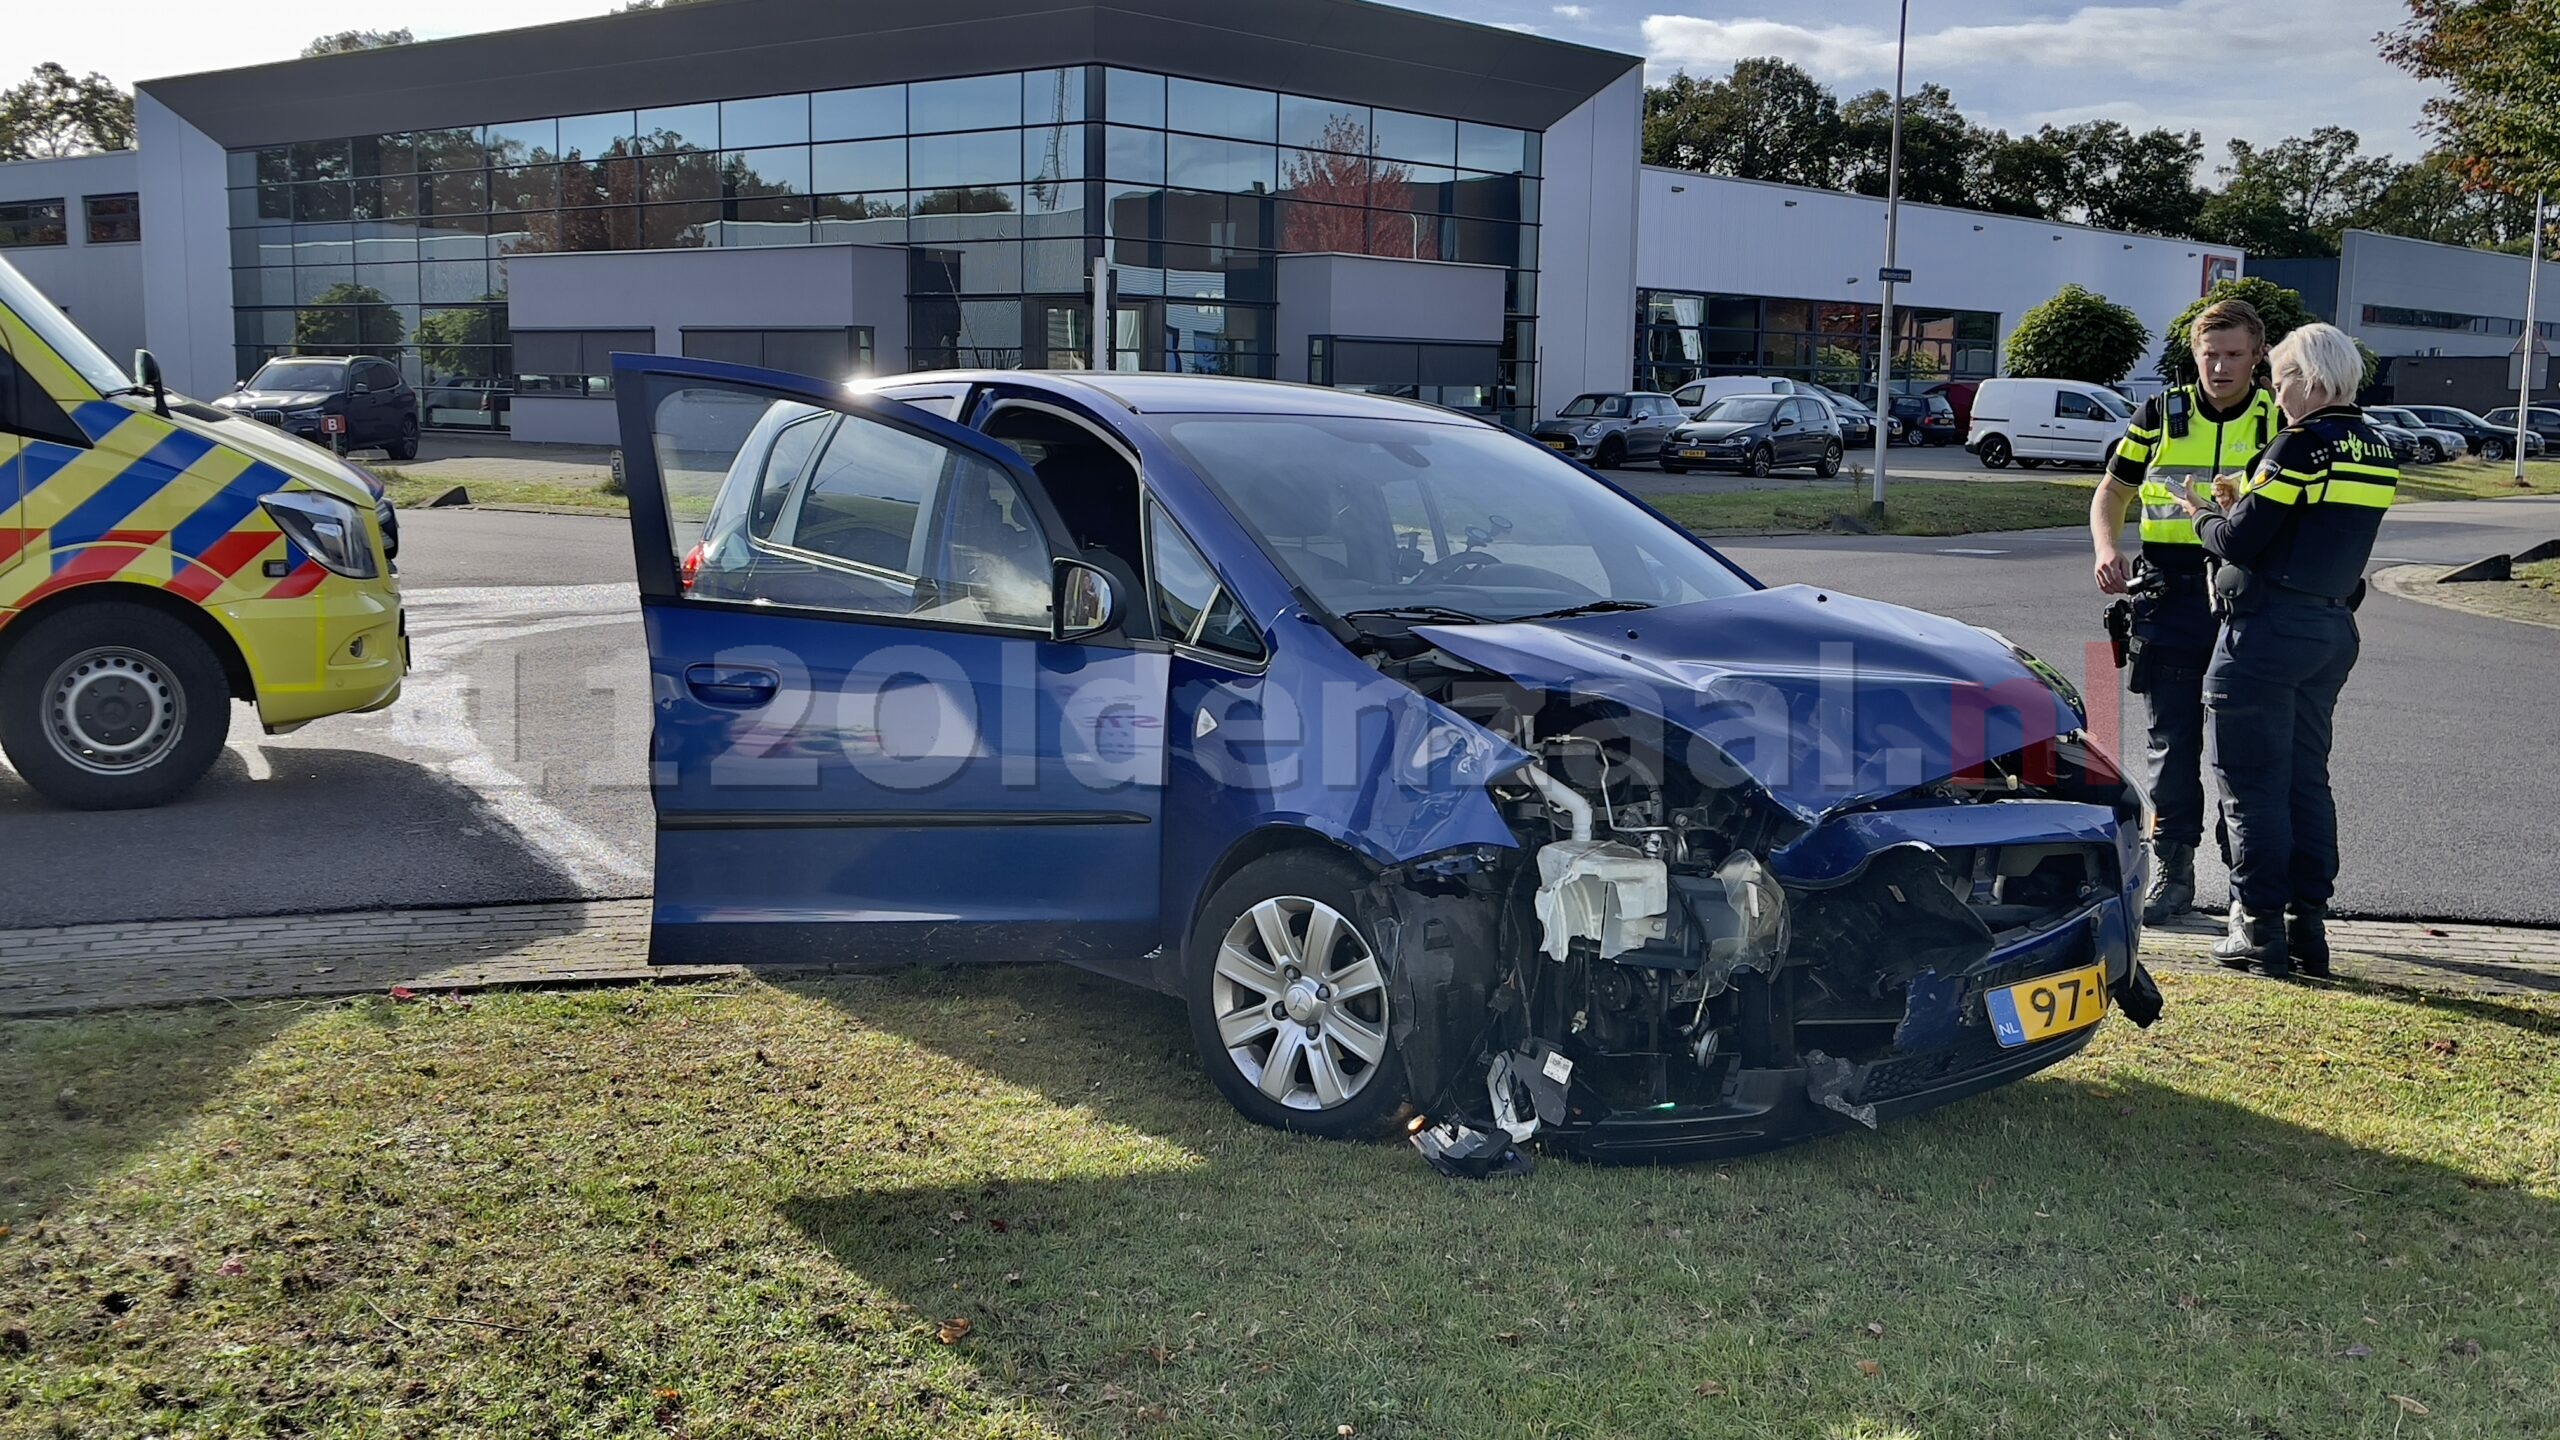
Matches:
[2174,322,2396,979]
[2090,299,2281,926]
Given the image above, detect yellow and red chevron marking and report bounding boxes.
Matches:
[0,409,304,622]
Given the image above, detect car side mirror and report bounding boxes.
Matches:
[1053,559,1119,641]
[131,348,169,417]
[1773,417,1795,430]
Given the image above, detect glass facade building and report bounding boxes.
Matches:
[223,66,1543,430]
[1634,289,1999,396]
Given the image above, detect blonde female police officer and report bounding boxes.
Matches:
[2093,299,2281,925]
[2173,323,2396,979]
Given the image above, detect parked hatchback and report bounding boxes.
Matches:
[211,355,420,459]
[1886,393,1959,446]
[2482,406,2560,452]
[611,357,2159,1165]
[2401,404,2541,460]
[1662,394,1845,476]
[1529,391,1682,469]
[2364,406,2465,463]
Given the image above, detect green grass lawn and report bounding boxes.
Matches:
[1650,480,2101,538]
[3,969,2553,1438]
[368,467,629,513]
[2397,457,2551,503]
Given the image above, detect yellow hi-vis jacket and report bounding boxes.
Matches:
[2113,385,2281,552]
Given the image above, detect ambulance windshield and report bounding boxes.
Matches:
[0,256,134,396]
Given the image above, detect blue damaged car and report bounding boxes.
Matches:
[611,356,2163,1166]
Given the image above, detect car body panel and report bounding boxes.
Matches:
[1531,391,1680,463]
[1414,584,2078,825]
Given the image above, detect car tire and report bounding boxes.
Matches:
[1979,435,2012,469]
[1814,441,1842,478]
[2017,457,2044,470]
[0,601,231,811]
[1595,437,1625,470]
[2482,438,2509,462]
[390,416,420,462]
[1747,445,1775,477]
[1185,851,1411,1141]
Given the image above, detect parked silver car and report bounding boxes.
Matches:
[1530,391,1682,469]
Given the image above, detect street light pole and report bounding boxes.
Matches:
[1868,0,1910,523]
[2515,190,2544,483]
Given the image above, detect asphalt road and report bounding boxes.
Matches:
[2,499,2554,928]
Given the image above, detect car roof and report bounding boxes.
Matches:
[868,369,1496,423]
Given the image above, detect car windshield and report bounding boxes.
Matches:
[2090,389,2133,418]
[0,256,133,395]
[252,360,349,392]
[1557,394,1629,418]
[2422,408,2487,426]
[1699,396,1784,424]
[1157,414,1754,622]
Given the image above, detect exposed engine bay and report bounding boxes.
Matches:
[1352,637,2165,1176]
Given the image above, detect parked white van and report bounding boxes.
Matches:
[1966,378,2136,469]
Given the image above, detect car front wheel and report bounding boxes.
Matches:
[2483,438,2509,462]
[1186,852,1411,1140]
[1594,436,1625,470]
[0,602,231,810]
[1747,445,1775,477]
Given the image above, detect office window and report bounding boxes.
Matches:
[515,327,653,397]
[681,327,878,378]
[0,199,68,248]
[83,193,141,244]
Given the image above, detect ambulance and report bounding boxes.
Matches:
[0,257,404,809]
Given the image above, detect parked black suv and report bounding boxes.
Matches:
[212,355,420,459]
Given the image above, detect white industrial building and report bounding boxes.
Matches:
[0,0,2246,444]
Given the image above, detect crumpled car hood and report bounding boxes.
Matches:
[1416,584,2079,824]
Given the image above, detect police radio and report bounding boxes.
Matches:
[2163,387,2192,439]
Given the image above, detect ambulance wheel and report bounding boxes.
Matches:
[390,417,420,462]
[0,601,231,810]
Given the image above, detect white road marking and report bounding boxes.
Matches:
[229,741,272,782]
[1937,547,2009,556]
[379,583,652,891]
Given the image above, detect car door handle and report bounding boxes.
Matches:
[684,664,781,708]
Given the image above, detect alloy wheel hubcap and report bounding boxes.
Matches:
[45,647,185,775]
[1212,895,1390,1112]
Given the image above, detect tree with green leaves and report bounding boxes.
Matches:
[2384,0,2560,197]
[1642,59,1841,188]
[1839,83,1979,206]
[2005,284,2150,385]
[2157,278,2319,384]
[302,29,414,57]
[0,63,133,160]
[2195,128,2398,257]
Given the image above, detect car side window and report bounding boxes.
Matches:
[660,384,1054,630]
[1148,503,1264,663]
[2055,391,2100,420]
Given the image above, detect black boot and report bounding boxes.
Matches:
[2142,842,2196,925]
[2287,904,2331,979]
[2213,906,2291,978]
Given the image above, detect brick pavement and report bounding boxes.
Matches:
[0,901,2551,1020]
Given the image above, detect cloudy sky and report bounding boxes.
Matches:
[21,0,2440,166]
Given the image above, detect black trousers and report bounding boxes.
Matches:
[2204,600,2360,915]
[2129,578,2217,851]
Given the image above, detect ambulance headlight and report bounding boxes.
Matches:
[260,490,379,580]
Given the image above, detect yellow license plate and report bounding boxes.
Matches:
[1679,448,1707,460]
[1985,964,2107,1047]
[1543,437,1571,450]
